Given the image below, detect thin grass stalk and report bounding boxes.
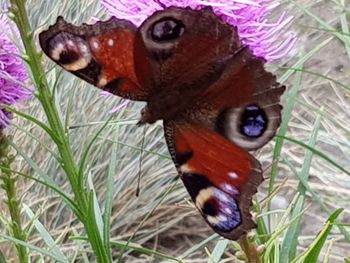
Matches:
[0,134,28,263]
[8,1,111,262]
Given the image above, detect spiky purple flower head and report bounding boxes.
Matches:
[0,13,31,128]
[102,0,296,61]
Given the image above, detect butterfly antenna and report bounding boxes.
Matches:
[136,125,147,197]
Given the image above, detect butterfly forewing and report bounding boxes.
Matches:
[39,16,151,100]
[138,7,241,90]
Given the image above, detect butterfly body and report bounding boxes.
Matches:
[39,6,285,240]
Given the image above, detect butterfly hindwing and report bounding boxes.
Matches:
[164,122,262,240]
[187,46,285,151]
[39,16,151,100]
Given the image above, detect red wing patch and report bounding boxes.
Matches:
[165,122,262,240]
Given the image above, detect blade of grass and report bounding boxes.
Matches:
[290,0,350,46]
[103,124,120,254]
[0,251,6,263]
[279,135,350,177]
[7,140,56,185]
[291,209,343,263]
[280,110,323,262]
[78,115,113,185]
[87,172,104,239]
[270,64,303,184]
[283,156,350,243]
[339,1,350,60]
[110,240,181,262]
[322,239,334,263]
[268,63,304,234]
[4,105,60,144]
[23,204,67,261]
[278,37,333,83]
[11,123,60,161]
[0,234,68,263]
[207,239,229,263]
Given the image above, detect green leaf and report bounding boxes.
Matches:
[78,115,113,185]
[7,141,57,186]
[0,234,68,263]
[0,250,7,263]
[87,172,104,238]
[0,166,83,219]
[291,209,344,263]
[4,105,60,144]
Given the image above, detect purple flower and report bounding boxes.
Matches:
[102,0,296,61]
[0,14,31,128]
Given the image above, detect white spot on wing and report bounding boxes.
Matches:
[217,214,228,222]
[225,207,232,215]
[179,164,193,173]
[98,76,108,87]
[206,214,228,225]
[79,43,89,53]
[221,183,239,195]
[90,39,100,50]
[62,59,89,71]
[217,192,229,203]
[107,39,114,46]
[67,40,75,47]
[51,43,64,61]
[228,172,238,179]
[206,215,220,225]
[195,187,215,209]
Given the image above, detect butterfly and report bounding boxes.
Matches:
[39,6,285,240]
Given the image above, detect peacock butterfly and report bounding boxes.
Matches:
[39,7,285,240]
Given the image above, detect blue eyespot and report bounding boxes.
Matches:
[240,105,267,138]
[203,188,241,232]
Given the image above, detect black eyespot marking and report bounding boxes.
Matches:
[202,198,218,216]
[181,173,212,200]
[240,105,268,138]
[175,151,193,166]
[103,78,123,94]
[58,49,80,64]
[75,60,102,84]
[150,18,185,42]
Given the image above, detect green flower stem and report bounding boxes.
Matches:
[0,135,28,263]
[9,1,110,262]
[239,235,261,263]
